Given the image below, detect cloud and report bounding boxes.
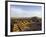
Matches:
[10,5,42,17]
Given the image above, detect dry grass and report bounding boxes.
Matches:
[11,17,42,32]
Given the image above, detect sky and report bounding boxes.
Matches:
[10,5,42,18]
